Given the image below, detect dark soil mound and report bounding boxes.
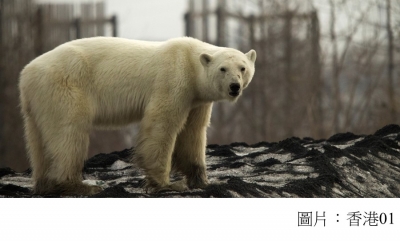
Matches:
[1,124,400,198]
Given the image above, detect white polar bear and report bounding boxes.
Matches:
[19,37,256,195]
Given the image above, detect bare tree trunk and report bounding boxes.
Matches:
[257,0,272,141]
[310,10,324,139]
[184,0,195,37]
[329,0,341,134]
[216,0,226,47]
[248,14,259,141]
[202,0,209,43]
[284,11,294,137]
[386,0,396,122]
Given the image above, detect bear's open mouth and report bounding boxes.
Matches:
[229,91,240,97]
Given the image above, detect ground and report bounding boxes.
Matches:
[1,124,400,197]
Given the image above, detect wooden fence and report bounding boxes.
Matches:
[35,3,117,55]
[0,0,118,171]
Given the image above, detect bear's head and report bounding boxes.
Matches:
[200,49,256,102]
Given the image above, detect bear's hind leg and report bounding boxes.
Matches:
[172,104,212,189]
[40,123,102,196]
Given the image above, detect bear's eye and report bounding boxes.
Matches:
[220,67,226,72]
[241,67,246,72]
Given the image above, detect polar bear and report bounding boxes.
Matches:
[19,37,256,196]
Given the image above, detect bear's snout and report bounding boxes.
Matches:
[229,83,241,97]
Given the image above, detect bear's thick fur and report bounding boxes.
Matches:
[19,37,256,195]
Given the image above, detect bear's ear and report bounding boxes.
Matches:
[245,49,257,63]
[200,53,213,67]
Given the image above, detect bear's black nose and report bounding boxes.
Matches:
[229,83,241,92]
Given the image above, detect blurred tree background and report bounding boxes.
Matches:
[0,0,399,171]
[185,0,400,144]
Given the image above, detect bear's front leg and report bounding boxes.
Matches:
[135,101,190,193]
[172,103,212,189]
